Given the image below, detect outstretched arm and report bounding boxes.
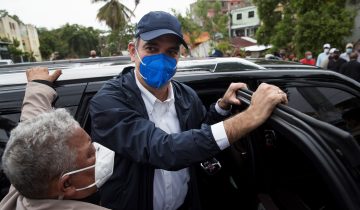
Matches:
[20,67,62,121]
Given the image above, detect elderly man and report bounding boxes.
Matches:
[90,11,287,210]
[0,68,113,210]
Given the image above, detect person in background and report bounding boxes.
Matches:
[89,11,288,210]
[340,52,360,82]
[327,48,347,72]
[300,51,316,66]
[340,43,353,62]
[316,43,331,67]
[320,47,336,69]
[279,49,288,61]
[355,42,360,63]
[288,53,299,62]
[0,67,112,210]
[89,50,98,58]
[210,48,224,57]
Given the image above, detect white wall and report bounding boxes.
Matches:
[231,6,260,30]
[190,41,212,58]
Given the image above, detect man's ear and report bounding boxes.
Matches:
[128,42,136,62]
[58,175,76,199]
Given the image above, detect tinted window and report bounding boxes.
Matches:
[284,87,360,141]
[0,113,19,172]
[0,114,19,145]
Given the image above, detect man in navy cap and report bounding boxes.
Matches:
[90,11,287,210]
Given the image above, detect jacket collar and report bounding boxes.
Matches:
[120,66,191,130]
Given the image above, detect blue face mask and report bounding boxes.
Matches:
[136,49,177,89]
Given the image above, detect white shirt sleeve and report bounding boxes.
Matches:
[211,121,230,150]
[215,100,231,116]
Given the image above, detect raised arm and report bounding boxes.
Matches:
[20,67,62,121]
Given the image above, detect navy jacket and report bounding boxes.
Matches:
[90,67,228,210]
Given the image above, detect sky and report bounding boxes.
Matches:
[1,0,196,30]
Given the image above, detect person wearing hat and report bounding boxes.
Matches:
[89,11,287,210]
[327,48,347,72]
[316,43,331,67]
[340,43,353,62]
[300,51,316,66]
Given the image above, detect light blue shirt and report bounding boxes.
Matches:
[340,52,350,62]
[316,52,329,67]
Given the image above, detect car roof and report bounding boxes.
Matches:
[0,56,351,87]
[246,58,321,70]
[0,56,132,74]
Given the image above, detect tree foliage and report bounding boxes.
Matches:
[103,23,135,56]
[92,0,134,31]
[194,0,229,40]
[172,9,201,46]
[38,24,101,59]
[253,0,356,56]
[175,0,231,53]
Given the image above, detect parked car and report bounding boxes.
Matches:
[246,58,321,70]
[1,57,360,209]
[0,59,14,66]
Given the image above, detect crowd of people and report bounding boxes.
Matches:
[268,43,360,83]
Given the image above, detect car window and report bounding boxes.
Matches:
[0,113,19,171]
[283,86,360,142]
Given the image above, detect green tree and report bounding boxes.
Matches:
[92,0,136,31]
[193,0,231,53]
[194,0,229,40]
[38,24,101,59]
[38,27,70,60]
[253,0,356,56]
[104,23,135,56]
[172,9,201,46]
[59,24,100,57]
[8,38,24,62]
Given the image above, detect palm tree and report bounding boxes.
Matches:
[92,0,139,31]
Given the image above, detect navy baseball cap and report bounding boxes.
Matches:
[135,11,188,49]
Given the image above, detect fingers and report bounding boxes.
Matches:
[249,83,288,121]
[229,82,248,91]
[49,69,62,82]
[26,67,62,82]
[221,82,248,106]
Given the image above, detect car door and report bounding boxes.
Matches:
[259,76,360,144]
[232,89,360,210]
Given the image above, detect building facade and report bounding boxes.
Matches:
[230,5,260,38]
[0,15,42,61]
[21,24,42,61]
[0,16,25,51]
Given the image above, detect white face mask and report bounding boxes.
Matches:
[61,142,114,191]
[324,48,330,54]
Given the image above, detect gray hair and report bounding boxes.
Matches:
[2,108,79,199]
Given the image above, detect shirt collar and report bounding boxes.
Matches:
[135,71,175,114]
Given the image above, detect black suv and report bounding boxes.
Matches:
[1,57,360,210]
